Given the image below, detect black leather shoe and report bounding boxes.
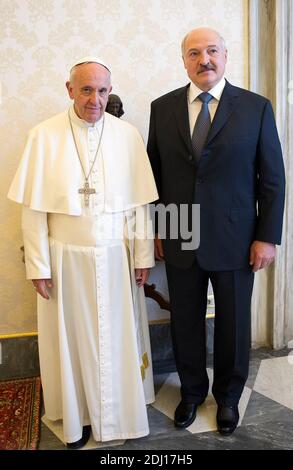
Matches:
[66,425,91,449]
[216,405,239,435]
[174,401,201,428]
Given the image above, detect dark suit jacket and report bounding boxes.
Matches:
[147,80,285,270]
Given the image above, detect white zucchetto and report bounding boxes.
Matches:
[70,56,111,73]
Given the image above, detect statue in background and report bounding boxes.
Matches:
[106,93,124,118]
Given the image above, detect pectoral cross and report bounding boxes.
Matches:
[78,181,96,207]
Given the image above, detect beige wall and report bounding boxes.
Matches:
[0,0,248,335]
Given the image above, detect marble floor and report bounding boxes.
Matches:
[39,348,293,450]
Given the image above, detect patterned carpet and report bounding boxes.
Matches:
[0,376,41,450]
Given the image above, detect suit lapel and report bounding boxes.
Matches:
[173,84,193,155]
[206,81,240,146]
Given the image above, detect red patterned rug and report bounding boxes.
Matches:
[0,376,41,450]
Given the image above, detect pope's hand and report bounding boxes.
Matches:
[154,235,164,261]
[32,279,53,299]
[135,268,150,287]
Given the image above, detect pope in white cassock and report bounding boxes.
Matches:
[8,57,158,448]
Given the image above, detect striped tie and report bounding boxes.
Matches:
[192,92,213,162]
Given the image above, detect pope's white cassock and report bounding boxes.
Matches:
[8,106,158,443]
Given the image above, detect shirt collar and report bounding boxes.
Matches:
[188,77,226,104]
[69,105,104,129]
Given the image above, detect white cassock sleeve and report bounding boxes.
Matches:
[21,206,51,279]
[134,204,155,269]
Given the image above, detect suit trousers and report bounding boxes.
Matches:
[165,258,254,406]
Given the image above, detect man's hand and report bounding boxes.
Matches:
[32,279,53,299]
[249,241,276,273]
[154,235,164,261]
[135,268,150,287]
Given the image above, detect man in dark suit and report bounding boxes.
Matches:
[147,28,285,435]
